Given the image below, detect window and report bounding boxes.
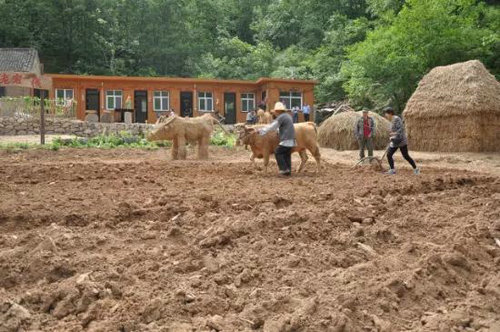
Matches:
[55,89,74,106]
[241,93,255,112]
[198,92,213,112]
[106,90,122,110]
[279,91,303,110]
[154,91,169,111]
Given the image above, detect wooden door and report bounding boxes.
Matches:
[134,90,148,123]
[180,91,193,117]
[224,92,236,124]
[85,89,100,119]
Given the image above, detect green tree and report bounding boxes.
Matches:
[0,0,498,107]
[342,0,500,111]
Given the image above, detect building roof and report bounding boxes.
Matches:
[47,74,317,86]
[0,48,39,73]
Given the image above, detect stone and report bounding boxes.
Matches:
[85,114,99,122]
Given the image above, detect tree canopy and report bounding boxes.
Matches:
[1,0,498,111]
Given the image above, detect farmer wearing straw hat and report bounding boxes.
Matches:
[355,109,375,161]
[259,101,296,176]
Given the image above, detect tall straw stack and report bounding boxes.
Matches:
[317,111,391,150]
[403,60,500,152]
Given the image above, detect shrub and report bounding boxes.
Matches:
[210,130,236,148]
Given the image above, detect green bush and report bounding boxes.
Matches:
[51,132,165,150]
[1,131,234,152]
[210,130,236,148]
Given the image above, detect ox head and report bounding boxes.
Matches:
[235,124,257,146]
[155,115,169,125]
[146,116,177,142]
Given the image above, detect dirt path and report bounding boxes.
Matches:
[1,147,499,331]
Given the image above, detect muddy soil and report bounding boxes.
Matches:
[1,147,499,332]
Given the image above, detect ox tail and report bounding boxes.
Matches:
[306,121,318,135]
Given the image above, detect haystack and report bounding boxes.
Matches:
[403,60,500,152]
[317,111,391,150]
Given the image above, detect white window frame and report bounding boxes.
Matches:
[198,92,213,112]
[55,89,74,106]
[154,91,170,111]
[241,93,255,113]
[106,90,122,110]
[279,91,303,110]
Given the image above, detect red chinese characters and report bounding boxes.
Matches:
[31,76,41,88]
[0,73,10,85]
[12,73,22,85]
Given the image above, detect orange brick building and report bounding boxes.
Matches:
[47,74,316,124]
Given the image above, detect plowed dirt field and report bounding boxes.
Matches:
[1,147,499,332]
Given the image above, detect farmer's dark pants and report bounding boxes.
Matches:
[304,114,310,122]
[387,145,417,170]
[359,137,373,159]
[275,145,292,173]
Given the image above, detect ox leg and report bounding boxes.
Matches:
[171,137,179,160]
[298,151,308,173]
[178,136,187,160]
[250,153,258,168]
[198,135,209,160]
[263,153,270,173]
[311,147,321,173]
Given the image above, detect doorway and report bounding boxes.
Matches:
[85,89,100,119]
[180,91,193,117]
[134,91,148,123]
[224,92,236,124]
[0,87,5,97]
[34,89,49,99]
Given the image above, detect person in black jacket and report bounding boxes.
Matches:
[384,107,420,175]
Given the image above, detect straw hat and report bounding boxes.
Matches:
[272,101,287,114]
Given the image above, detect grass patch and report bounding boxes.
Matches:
[210,129,236,148]
[0,130,236,151]
[51,132,168,150]
[0,142,37,152]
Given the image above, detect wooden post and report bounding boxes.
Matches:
[40,89,45,145]
[40,64,46,145]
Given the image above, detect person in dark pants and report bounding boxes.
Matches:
[384,107,420,175]
[302,104,310,122]
[355,109,375,160]
[259,101,296,176]
[246,109,257,124]
[292,106,299,123]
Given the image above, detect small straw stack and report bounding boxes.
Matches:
[317,111,391,150]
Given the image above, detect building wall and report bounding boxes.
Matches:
[48,75,316,124]
[4,86,32,97]
[0,116,153,137]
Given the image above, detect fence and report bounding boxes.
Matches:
[0,97,77,119]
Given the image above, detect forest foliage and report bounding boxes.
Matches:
[1,0,498,111]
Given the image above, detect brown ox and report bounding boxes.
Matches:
[147,114,218,160]
[237,122,321,173]
[256,109,273,124]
